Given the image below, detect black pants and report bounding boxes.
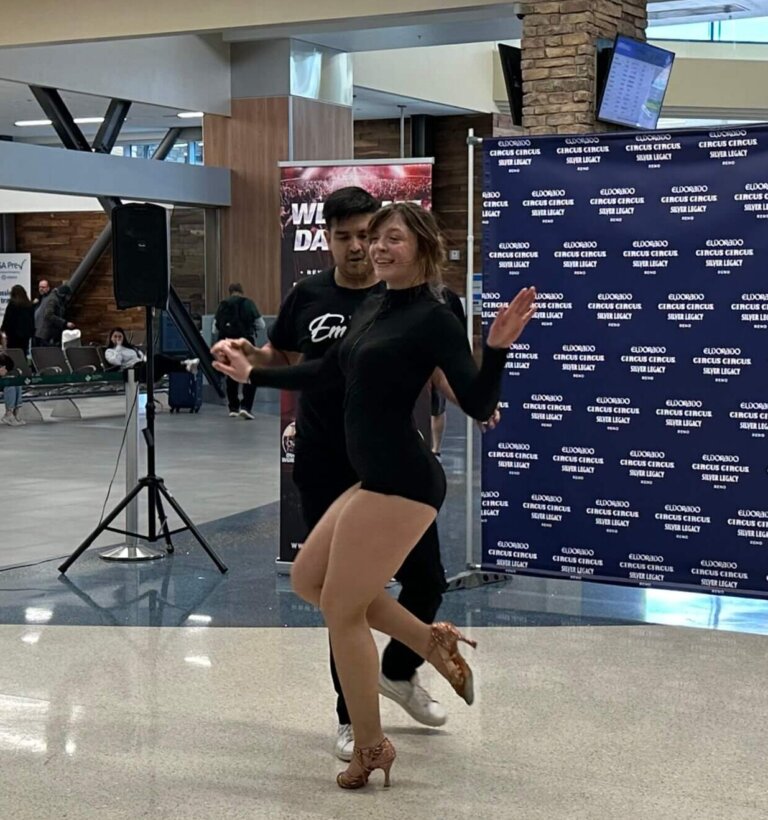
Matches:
[226,376,256,413]
[298,469,447,725]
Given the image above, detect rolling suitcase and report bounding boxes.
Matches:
[168,370,203,413]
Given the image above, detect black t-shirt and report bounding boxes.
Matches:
[268,268,383,478]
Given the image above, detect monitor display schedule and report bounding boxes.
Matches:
[598,36,674,130]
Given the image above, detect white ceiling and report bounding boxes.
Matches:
[2,0,768,142]
[352,86,473,119]
[223,6,525,51]
[0,80,196,142]
[0,78,477,144]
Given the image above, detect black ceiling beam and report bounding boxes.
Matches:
[92,99,132,154]
[29,85,91,152]
[151,127,183,161]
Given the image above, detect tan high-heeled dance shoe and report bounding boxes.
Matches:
[336,737,396,790]
[428,622,478,705]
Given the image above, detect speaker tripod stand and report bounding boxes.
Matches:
[59,306,228,575]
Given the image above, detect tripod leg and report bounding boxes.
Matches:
[156,482,228,574]
[153,487,175,554]
[59,481,147,574]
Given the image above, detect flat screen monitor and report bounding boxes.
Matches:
[498,44,523,126]
[597,35,675,130]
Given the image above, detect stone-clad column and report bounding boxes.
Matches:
[521,0,647,135]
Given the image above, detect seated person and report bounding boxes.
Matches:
[0,351,25,427]
[105,327,199,379]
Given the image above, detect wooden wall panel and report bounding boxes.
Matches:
[14,211,143,345]
[353,113,496,297]
[14,208,207,346]
[354,119,410,160]
[205,97,289,316]
[291,98,353,162]
[169,207,205,315]
[205,96,355,315]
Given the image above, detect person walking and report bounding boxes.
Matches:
[214,283,264,420]
[214,202,536,789]
[214,187,451,763]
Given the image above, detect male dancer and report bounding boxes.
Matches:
[214,187,448,761]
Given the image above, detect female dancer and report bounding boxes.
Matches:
[214,203,536,789]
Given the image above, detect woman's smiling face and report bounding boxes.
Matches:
[369,215,422,288]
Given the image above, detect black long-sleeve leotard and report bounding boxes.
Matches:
[250,283,507,510]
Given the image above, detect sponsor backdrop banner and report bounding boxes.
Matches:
[277,161,433,563]
[481,126,768,597]
[0,254,32,324]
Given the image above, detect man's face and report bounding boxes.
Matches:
[325,214,373,281]
[39,281,50,297]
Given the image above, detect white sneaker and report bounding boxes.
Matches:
[228,411,240,418]
[379,672,447,727]
[1,413,16,426]
[238,409,255,420]
[334,723,354,762]
[13,414,26,426]
[183,358,200,375]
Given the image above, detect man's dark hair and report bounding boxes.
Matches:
[323,186,380,231]
[0,353,14,370]
[228,283,244,295]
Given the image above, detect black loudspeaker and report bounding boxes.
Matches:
[411,115,435,158]
[112,203,170,310]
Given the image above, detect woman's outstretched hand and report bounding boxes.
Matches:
[486,286,537,349]
[212,340,253,384]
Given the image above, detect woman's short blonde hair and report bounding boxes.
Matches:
[367,202,447,291]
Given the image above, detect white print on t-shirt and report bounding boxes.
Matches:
[308,313,348,343]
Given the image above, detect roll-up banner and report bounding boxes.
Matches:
[0,254,32,324]
[482,125,768,597]
[277,160,433,565]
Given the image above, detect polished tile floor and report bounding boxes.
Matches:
[3,625,768,819]
[2,398,768,818]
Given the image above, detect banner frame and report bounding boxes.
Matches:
[278,158,435,169]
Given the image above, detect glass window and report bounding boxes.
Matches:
[716,16,768,42]
[647,21,713,40]
[112,141,204,165]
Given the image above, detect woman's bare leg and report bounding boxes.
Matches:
[293,486,471,749]
[290,483,361,606]
[320,490,436,750]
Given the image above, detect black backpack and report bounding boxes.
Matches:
[217,298,249,339]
